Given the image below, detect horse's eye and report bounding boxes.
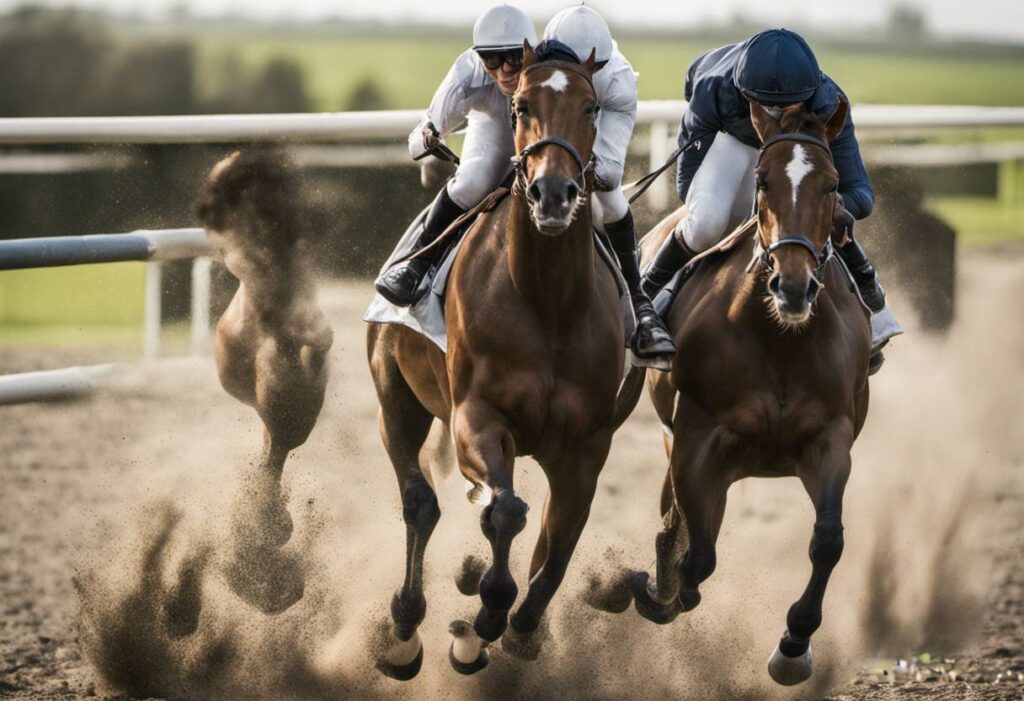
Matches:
[827,180,839,193]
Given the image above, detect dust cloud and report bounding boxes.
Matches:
[73,245,1021,700]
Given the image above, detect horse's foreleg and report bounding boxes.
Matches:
[223,434,304,614]
[371,353,437,681]
[768,422,853,687]
[504,438,609,659]
[674,423,731,613]
[449,406,524,675]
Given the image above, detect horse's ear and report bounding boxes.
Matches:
[523,39,538,68]
[749,101,780,143]
[583,48,597,76]
[825,93,850,142]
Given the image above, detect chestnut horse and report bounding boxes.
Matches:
[195,151,333,615]
[591,101,871,685]
[367,49,642,679]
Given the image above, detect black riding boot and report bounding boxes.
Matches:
[640,231,698,299]
[837,238,886,313]
[375,186,466,307]
[836,238,889,373]
[604,211,677,366]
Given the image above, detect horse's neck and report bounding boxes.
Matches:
[506,194,596,327]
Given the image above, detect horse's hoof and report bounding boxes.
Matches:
[448,641,489,675]
[501,619,547,661]
[455,555,487,596]
[630,571,681,625]
[224,546,304,615]
[768,640,813,686]
[449,620,489,675]
[582,567,634,613]
[678,588,701,612]
[376,633,424,682]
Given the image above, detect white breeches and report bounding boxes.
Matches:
[446,109,516,210]
[676,132,759,253]
[592,187,630,227]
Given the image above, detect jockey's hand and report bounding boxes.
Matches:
[831,193,855,246]
[421,122,442,153]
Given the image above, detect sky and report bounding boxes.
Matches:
[3,0,1024,42]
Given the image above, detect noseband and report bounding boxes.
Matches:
[510,61,597,196]
[754,132,835,283]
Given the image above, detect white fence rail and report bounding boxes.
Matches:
[2,104,1024,404]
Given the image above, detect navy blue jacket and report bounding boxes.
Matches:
[675,43,874,219]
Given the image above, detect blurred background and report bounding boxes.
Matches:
[0,0,1021,356]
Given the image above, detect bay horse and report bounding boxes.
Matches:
[195,151,333,615]
[367,46,642,679]
[589,100,871,685]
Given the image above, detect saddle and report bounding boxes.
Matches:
[364,188,635,352]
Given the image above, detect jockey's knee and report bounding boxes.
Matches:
[594,188,629,225]
[445,175,491,211]
[677,205,731,253]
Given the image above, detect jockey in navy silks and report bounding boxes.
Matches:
[640,29,901,371]
[374,4,675,367]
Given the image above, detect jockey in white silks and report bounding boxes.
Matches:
[373,4,675,366]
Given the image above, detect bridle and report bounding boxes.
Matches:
[754,132,836,285]
[510,61,597,197]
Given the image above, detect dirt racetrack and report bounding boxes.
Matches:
[2,244,1022,701]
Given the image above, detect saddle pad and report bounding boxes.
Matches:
[364,224,636,353]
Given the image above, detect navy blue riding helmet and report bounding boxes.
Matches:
[734,29,822,106]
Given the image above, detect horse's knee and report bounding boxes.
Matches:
[490,491,528,537]
[402,480,441,535]
[809,518,844,569]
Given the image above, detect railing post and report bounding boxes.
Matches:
[190,256,212,355]
[143,260,162,358]
[649,120,671,211]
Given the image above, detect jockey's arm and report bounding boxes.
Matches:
[593,67,637,191]
[830,115,875,220]
[408,50,479,160]
[674,107,719,202]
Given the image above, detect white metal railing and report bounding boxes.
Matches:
[2,103,1023,209]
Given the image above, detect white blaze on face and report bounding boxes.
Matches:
[540,70,569,92]
[785,144,814,208]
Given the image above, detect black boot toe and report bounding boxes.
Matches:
[375,260,430,307]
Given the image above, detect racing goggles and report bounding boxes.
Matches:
[477,48,524,71]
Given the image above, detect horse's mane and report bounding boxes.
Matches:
[194,149,308,254]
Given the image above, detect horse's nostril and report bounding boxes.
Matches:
[768,275,781,295]
[566,182,579,202]
[528,182,542,202]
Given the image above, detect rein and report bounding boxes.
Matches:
[510,61,597,197]
[753,132,836,284]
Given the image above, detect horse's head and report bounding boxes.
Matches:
[750,97,848,327]
[195,150,306,278]
[511,42,599,236]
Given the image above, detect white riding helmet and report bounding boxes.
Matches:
[472,4,538,52]
[542,6,613,64]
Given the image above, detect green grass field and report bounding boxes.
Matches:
[193,35,1024,112]
[0,263,143,349]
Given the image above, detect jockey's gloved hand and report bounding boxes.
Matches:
[831,193,855,245]
[422,123,442,153]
